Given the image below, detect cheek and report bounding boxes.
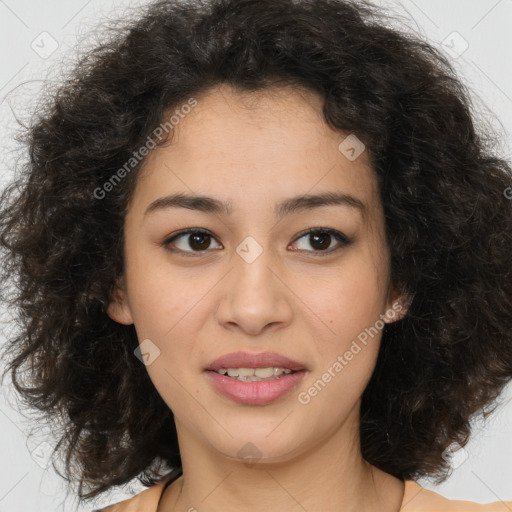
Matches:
[127,281,181,339]
[311,254,387,341]
[301,251,387,398]
[124,255,212,375]
[123,243,198,338]
[127,275,204,416]
[299,268,385,422]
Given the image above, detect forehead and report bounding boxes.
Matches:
[133,84,380,219]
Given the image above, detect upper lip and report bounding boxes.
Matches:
[205,351,307,372]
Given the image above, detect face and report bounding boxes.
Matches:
[107,84,408,465]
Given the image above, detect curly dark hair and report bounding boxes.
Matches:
[1,0,512,503]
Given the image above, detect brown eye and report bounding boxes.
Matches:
[308,232,332,251]
[164,229,222,254]
[290,228,352,254]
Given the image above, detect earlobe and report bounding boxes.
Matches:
[106,281,134,325]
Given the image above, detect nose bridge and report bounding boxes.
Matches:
[231,234,279,301]
[217,234,292,334]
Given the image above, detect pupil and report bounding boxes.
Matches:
[190,233,210,251]
[311,232,330,250]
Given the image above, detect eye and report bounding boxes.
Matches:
[162,227,352,256]
[163,229,222,255]
[289,228,352,255]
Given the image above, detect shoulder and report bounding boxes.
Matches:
[92,468,182,512]
[92,479,170,512]
[401,480,512,511]
[94,476,512,512]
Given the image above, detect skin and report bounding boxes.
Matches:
[107,84,410,512]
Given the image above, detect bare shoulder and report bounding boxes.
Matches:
[401,480,512,512]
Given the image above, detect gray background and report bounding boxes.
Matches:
[0,0,511,510]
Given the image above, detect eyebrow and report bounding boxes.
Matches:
[144,191,366,220]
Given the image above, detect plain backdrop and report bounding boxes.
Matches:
[0,1,511,510]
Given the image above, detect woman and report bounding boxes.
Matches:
[1,0,511,510]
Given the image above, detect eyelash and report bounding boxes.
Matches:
[162,227,353,257]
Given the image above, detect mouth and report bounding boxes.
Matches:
[204,351,308,405]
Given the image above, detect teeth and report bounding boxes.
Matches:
[216,367,294,381]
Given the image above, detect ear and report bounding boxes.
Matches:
[106,277,134,325]
[383,285,412,324]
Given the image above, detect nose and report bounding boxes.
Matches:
[215,243,293,337]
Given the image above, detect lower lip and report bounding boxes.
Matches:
[205,370,307,405]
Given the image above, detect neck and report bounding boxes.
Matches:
[159,406,404,512]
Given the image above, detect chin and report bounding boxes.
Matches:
[203,424,313,466]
